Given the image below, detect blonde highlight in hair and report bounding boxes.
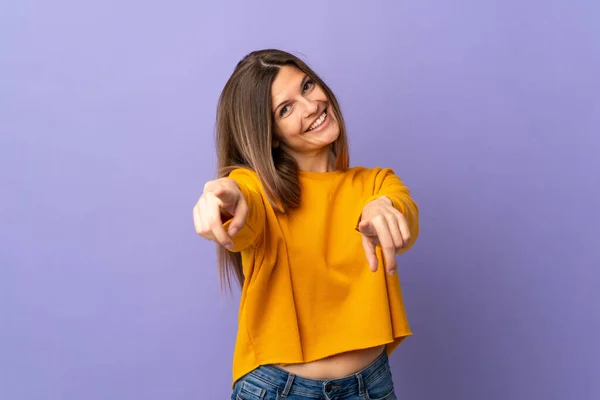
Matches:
[214,49,349,290]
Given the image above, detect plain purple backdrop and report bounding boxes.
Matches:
[1,1,599,399]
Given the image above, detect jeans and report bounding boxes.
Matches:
[231,350,397,400]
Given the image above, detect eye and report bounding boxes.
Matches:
[279,105,290,117]
[303,80,314,93]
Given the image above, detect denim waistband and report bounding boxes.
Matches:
[246,349,390,398]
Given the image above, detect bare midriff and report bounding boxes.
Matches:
[275,345,386,380]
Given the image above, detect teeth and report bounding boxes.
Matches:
[309,111,327,131]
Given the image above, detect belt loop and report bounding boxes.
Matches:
[280,372,295,397]
[356,372,365,396]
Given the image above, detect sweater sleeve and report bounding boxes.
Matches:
[355,168,420,254]
[222,168,266,252]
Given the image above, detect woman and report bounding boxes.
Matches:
[193,49,419,400]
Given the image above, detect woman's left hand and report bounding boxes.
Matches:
[357,196,411,275]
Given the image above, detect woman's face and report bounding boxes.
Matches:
[270,65,340,163]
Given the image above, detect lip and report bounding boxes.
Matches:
[305,108,330,133]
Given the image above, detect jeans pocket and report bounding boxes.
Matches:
[235,380,267,400]
[364,367,396,400]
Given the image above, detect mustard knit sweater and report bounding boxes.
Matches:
[222,166,419,387]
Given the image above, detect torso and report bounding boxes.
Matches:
[276,345,386,379]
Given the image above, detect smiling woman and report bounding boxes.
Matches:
[192,49,419,400]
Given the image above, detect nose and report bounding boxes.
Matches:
[301,97,319,117]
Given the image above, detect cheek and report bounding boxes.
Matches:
[277,116,304,140]
[315,86,327,99]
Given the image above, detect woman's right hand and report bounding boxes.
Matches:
[193,177,248,250]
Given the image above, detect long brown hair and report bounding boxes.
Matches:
[214,49,350,290]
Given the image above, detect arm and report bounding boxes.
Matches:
[221,169,266,252]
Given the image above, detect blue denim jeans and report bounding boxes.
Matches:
[231,350,397,400]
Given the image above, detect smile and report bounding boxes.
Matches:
[306,109,330,133]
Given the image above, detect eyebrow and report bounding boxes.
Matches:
[273,74,310,115]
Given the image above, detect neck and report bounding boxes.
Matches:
[294,149,336,173]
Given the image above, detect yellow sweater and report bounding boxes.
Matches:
[223,166,419,387]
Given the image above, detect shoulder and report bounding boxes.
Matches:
[227,167,259,180]
[226,167,262,191]
[345,166,397,181]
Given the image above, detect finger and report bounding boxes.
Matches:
[361,233,379,272]
[206,193,233,249]
[213,186,239,211]
[193,202,202,233]
[212,186,224,197]
[227,196,247,237]
[358,220,376,239]
[358,221,379,246]
[203,180,221,195]
[197,196,216,241]
[372,217,397,275]
[204,180,236,205]
[397,212,411,246]
[359,220,381,247]
[385,214,405,250]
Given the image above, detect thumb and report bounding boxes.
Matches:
[213,186,240,214]
[227,197,248,237]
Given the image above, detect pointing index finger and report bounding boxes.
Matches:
[372,218,397,275]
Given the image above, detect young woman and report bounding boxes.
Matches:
[193,49,419,400]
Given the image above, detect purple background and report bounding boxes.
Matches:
[2,1,599,399]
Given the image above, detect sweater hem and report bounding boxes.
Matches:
[231,330,413,388]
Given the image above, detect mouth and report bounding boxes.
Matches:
[305,107,330,133]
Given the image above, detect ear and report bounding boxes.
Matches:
[272,139,280,148]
